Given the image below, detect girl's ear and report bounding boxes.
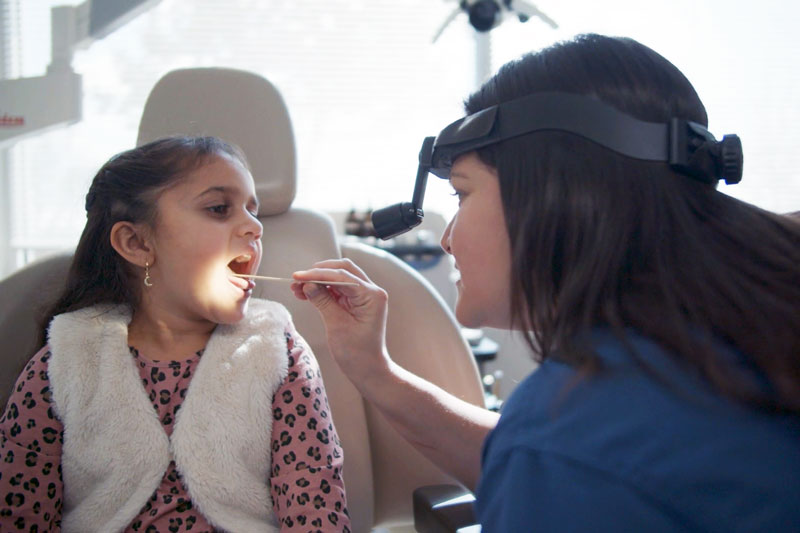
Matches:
[110,221,153,267]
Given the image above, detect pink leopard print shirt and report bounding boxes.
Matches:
[0,330,350,532]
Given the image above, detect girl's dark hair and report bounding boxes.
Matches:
[465,34,800,413]
[38,136,247,346]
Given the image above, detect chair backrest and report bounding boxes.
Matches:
[0,253,72,407]
[0,67,484,532]
[137,67,296,217]
[341,241,484,526]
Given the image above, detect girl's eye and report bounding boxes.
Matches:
[450,191,465,203]
[208,204,230,215]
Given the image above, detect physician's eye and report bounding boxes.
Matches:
[208,204,230,216]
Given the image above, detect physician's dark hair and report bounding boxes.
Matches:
[466,34,800,413]
[38,136,249,347]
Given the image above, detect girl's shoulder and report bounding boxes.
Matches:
[2,344,63,443]
[51,303,130,326]
[25,345,53,373]
[9,345,54,396]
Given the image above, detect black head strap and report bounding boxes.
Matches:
[372,92,743,239]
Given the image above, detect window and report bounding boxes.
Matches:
[2,0,799,278]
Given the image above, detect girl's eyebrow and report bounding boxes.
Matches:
[196,185,232,198]
[195,186,260,212]
[196,186,258,205]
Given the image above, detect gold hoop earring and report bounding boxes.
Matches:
[144,261,153,287]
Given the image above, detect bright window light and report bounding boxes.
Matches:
[2,0,799,277]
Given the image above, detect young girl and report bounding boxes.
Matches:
[0,136,350,532]
[292,34,800,530]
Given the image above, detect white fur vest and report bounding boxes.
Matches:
[46,298,290,533]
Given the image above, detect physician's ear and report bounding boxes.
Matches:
[109,220,153,267]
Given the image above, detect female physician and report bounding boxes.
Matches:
[292,34,800,531]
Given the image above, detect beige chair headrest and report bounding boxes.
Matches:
[137,67,296,216]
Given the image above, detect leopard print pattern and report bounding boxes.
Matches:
[0,329,350,532]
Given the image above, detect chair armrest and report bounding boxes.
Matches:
[413,484,478,533]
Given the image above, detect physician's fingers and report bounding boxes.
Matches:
[308,258,371,283]
[290,282,308,301]
[302,282,333,307]
[300,282,355,321]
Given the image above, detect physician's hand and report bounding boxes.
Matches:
[291,259,391,385]
[294,258,496,492]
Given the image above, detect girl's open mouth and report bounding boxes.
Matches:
[228,253,256,291]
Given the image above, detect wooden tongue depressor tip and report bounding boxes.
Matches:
[232,273,359,287]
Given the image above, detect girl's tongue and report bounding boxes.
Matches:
[228,254,255,291]
[229,275,253,290]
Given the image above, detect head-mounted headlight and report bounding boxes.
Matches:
[372,91,742,240]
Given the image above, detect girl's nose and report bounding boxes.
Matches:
[241,212,263,240]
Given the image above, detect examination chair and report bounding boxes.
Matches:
[0,67,483,532]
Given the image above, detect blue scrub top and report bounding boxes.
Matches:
[475,329,800,532]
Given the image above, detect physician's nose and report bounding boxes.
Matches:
[440,217,454,255]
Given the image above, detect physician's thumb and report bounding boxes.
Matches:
[302,283,339,317]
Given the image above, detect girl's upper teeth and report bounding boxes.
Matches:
[235,254,252,263]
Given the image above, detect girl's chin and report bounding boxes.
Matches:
[209,298,251,326]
